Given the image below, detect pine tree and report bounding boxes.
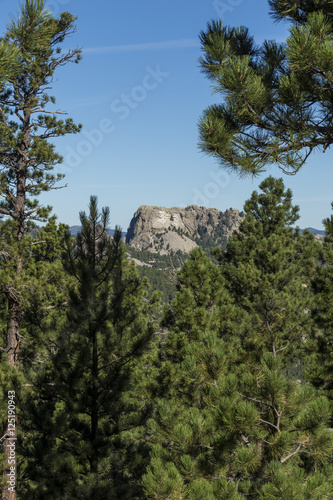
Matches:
[142,247,244,499]
[0,218,73,499]
[20,197,159,499]
[309,202,333,401]
[198,1,333,176]
[0,0,81,364]
[143,179,333,498]
[0,2,81,496]
[214,177,333,497]
[0,217,71,358]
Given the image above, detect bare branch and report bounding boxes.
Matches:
[237,392,273,409]
[0,106,7,127]
[280,443,303,463]
[259,419,280,432]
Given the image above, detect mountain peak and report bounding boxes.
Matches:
[125,205,244,254]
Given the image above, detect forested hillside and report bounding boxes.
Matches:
[125,215,325,303]
[0,1,333,499]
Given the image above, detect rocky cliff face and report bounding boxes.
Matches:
[125,205,244,254]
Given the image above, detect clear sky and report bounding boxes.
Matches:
[0,0,332,231]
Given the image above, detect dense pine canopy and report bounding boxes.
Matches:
[143,177,333,499]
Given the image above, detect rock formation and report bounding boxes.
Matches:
[125,205,245,254]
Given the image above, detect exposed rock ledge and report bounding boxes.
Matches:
[125,205,244,254]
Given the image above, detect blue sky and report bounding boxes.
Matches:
[1,0,332,231]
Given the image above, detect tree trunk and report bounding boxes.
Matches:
[91,326,99,478]
[2,256,22,500]
[1,301,19,500]
[6,300,20,366]
[1,145,27,499]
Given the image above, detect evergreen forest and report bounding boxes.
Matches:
[1,0,333,498]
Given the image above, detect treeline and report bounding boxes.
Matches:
[126,246,185,303]
[143,176,333,498]
[1,177,333,498]
[0,198,160,498]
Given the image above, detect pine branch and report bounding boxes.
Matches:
[237,392,274,409]
[280,443,303,463]
[259,418,280,432]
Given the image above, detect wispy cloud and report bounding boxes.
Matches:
[78,183,157,189]
[83,38,200,55]
[295,197,333,203]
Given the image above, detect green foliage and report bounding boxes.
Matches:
[19,197,160,498]
[143,248,241,498]
[126,246,185,303]
[0,2,81,490]
[0,217,71,496]
[1,3,333,495]
[308,202,333,404]
[0,217,70,358]
[198,3,333,175]
[216,177,333,495]
[268,0,333,24]
[216,178,319,371]
[0,40,20,84]
[143,178,333,498]
[0,0,81,229]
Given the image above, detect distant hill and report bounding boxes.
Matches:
[303,227,326,236]
[68,226,82,235]
[125,204,245,302]
[66,222,325,242]
[69,226,127,239]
